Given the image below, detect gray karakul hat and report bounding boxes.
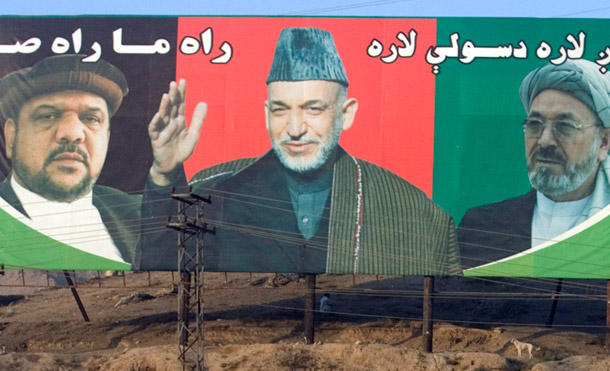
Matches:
[266,27,349,87]
[0,54,128,119]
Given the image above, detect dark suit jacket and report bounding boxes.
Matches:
[458,190,535,269]
[136,147,461,275]
[202,152,330,273]
[136,152,330,273]
[0,178,141,264]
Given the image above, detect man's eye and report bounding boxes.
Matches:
[554,121,577,135]
[271,107,287,114]
[306,106,324,114]
[524,120,543,132]
[526,120,543,128]
[81,115,101,123]
[554,121,576,130]
[36,113,60,121]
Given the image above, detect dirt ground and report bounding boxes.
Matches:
[0,270,609,370]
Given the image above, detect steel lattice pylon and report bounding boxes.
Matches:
[167,189,215,371]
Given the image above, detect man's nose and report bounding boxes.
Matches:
[55,113,86,143]
[536,124,558,148]
[286,110,307,138]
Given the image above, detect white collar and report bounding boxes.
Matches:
[11,176,94,217]
[536,191,590,217]
[9,175,125,264]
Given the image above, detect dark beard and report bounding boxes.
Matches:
[12,142,94,203]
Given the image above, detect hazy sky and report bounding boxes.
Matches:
[4,0,610,18]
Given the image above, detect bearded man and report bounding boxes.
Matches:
[136,27,460,275]
[0,55,140,266]
[459,59,610,268]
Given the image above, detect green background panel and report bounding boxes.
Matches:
[432,17,610,223]
[465,210,610,278]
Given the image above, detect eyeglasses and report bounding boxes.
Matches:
[522,119,599,141]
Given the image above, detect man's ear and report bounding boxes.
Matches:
[341,98,358,131]
[598,128,610,162]
[4,118,15,159]
[264,100,270,131]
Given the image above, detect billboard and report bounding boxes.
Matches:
[0,16,609,277]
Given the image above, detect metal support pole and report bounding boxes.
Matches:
[422,276,434,353]
[547,279,563,327]
[169,189,215,371]
[178,272,191,347]
[304,274,316,344]
[606,280,610,354]
[63,271,90,322]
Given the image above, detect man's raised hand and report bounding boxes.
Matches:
[148,79,207,186]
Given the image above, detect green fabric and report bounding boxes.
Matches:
[191,148,461,276]
[285,167,333,240]
[327,153,461,275]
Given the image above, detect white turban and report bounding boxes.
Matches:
[519,59,610,127]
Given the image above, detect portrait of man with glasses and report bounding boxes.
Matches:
[458,59,610,268]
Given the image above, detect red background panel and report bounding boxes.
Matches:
[177,17,436,195]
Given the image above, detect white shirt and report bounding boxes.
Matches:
[531,191,591,248]
[10,177,126,263]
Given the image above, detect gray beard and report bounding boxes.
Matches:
[528,136,600,197]
[271,113,343,173]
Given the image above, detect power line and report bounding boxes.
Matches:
[280,0,416,16]
[550,6,610,18]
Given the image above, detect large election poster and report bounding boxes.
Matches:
[433,18,610,278]
[0,16,609,277]
[0,17,177,270]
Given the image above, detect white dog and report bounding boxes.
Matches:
[510,338,540,359]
